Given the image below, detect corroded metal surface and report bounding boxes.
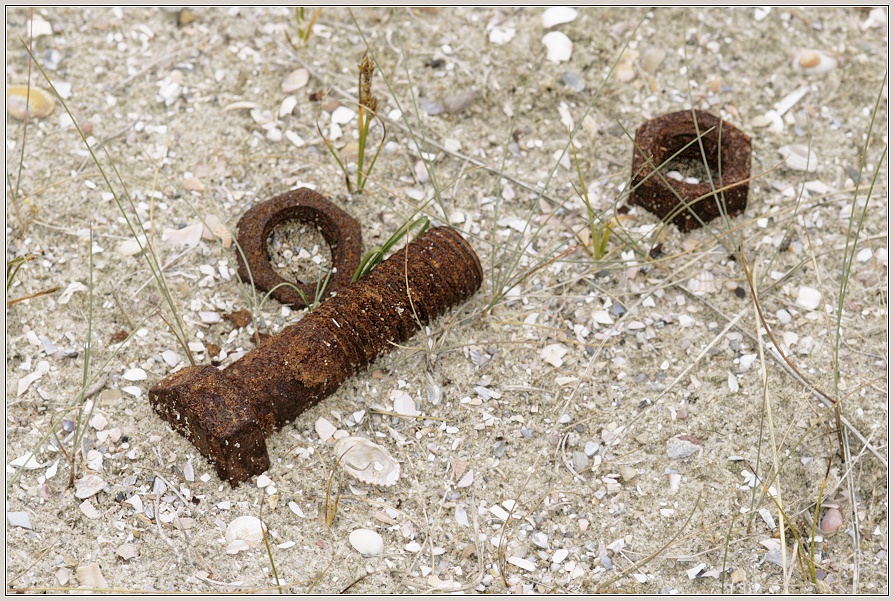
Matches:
[629,109,752,232]
[235,188,362,307]
[149,226,483,484]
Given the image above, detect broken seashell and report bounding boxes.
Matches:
[116,543,139,560]
[8,85,56,120]
[162,223,204,247]
[225,516,267,547]
[334,436,400,487]
[282,68,309,93]
[76,563,108,589]
[349,528,384,556]
[795,286,822,310]
[542,31,573,64]
[687,271,720,295]
[542,6,578,28]
[778,144,819,172]
[792,49,842,75]
[315,416,337,442]
[213,224,233,248]
[74,474,108,499]
[640,47,666,74]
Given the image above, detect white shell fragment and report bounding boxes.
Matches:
[282,68,309,93]
[27,16,53,38]
[778,144,819,172]
[796,286,822,310]
[540,343,568,367]
[542,31,573,64]
[349,528,384,556]
[10,452,42,470]
[334,436,401,487]
[76,563,108,589]
[331,106,355,125]
[122,368,147,381]
[75,474,108,499]
[58,281,88,304]
[390,390,420,416]
[225,516,267,551]
[78,499,101,519]
[687,271,720,295]
[17,371,43,397]
[161,350,181,367]
[542,6,577,28]
[640,47,667,74]
[508,556,537,572]
[792,49,841,74]
[116,543,139,560]
[162,223,204,248]
[315,417,337,441]
[488,26,515,45]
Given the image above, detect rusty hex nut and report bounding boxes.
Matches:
[629,109,752,232]
[235,188,362,308]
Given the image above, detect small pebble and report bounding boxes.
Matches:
[618,465,638,481]
[418,98,443,115]
[7,511,33,530]
[584,441,600,456]
[819,506,843,535]
[610,301,626,317]
[330,106,355,125]
[776,309,792,324]
[666,435,703,459]
[572,450,590,472]
[443,90,476,114]
[561,71,585,92]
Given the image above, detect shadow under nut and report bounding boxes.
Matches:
[235,188,362,308]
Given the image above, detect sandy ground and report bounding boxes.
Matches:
[5,7,888,594]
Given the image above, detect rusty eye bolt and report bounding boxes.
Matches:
[149,201,483,484]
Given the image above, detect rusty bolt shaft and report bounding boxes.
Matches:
[149,226,482,484]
